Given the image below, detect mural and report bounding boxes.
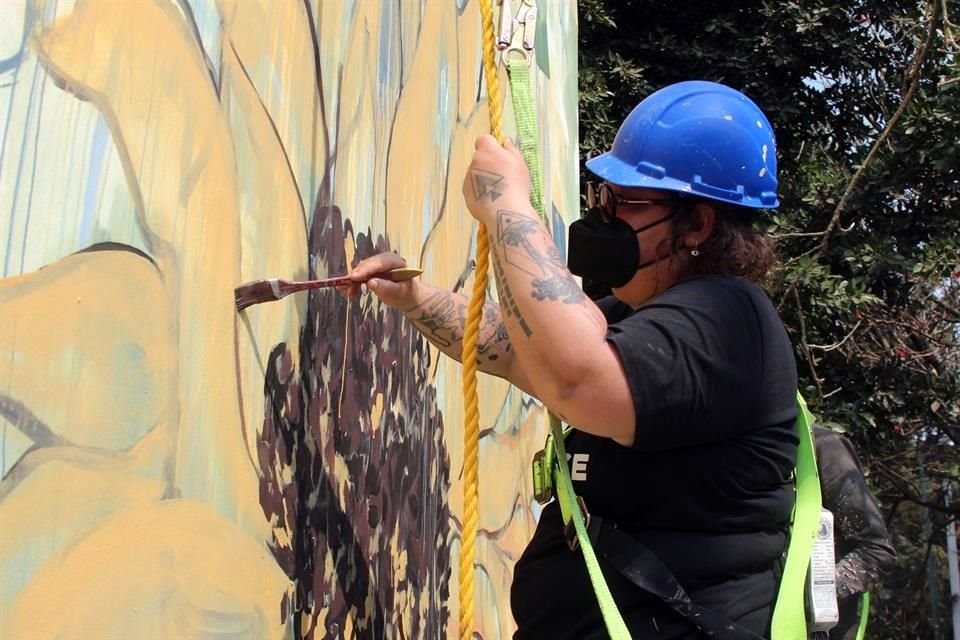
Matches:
[0,1,578,638]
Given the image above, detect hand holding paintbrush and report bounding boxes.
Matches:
[234,266,423,311]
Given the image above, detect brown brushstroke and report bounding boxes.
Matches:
[233,312,260,473]
[76,241,158,267]
[0,420,170,503]
[257,205,451,638]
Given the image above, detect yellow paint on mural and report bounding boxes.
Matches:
[0,428,168,620]
[0,250,173,451]
[35,0,266,539]
[219,0,323,223]
[383,0,460,271]
[221,39,308,474]
[0,0,579,637]
[2,500,290,640]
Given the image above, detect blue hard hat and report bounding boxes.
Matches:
[586,81,779,209]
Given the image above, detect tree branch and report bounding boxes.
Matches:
[778,0,944,313]
[792,286,824,399]
[816,0,942,256]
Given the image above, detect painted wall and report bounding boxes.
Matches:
[0,1,578,638]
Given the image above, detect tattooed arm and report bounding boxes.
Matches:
[461,135,636,445]
[399,282,533,390]
[343,251,533,391]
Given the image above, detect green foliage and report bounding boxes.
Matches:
[579,0,960,636]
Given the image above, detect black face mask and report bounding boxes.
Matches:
[567,207,675,288]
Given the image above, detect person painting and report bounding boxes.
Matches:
[341,81,799,638]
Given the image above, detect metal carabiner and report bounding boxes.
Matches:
[497,0,537,66]
[531,430,557,505]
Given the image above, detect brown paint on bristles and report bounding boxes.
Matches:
[234,267,423,312]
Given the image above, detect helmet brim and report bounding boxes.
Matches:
[586,152,696,195]
[586,152,779,209]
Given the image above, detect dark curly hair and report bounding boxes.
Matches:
[580,198,778,300]
[668,199,777,284]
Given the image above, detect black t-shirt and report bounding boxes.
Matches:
[511,276,799,639]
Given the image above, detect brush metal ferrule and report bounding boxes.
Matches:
[268,278,282,298]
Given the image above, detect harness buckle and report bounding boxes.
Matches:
[564,496,591,551]
[531,447,553,504]
[497,0,537,66]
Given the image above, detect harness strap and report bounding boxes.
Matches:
[552,414,633,638]
[550,392,822,640]
[771,392,821,640]
[588,517,765,640]
[856,592,870,640]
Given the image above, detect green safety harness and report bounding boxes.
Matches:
[532,392,824,640]
[857,593,870,640]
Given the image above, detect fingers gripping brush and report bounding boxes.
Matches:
[234,267,423,311]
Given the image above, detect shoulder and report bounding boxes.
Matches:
[597,277,777,323]
[814,425,844,446]
[595,295,631,323]
[616,276,781,332]
[814,426,862,471]
[814,426,852,451]
[659,276,775,309]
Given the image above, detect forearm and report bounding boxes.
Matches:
[400,281,515,379]
[485,204,607,393]
[835,544,896,599]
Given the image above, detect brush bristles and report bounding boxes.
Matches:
[234,279,282,311]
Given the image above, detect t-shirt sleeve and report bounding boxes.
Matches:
[604,278,794,452]
[596,295,630,323]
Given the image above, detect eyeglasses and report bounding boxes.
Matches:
[586,182,678,223]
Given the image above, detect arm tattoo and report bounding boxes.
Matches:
[494,209,594,308]
[478,301,512,363]
[404,293,513,370]
[491,246,534,337]
[403,291,465,348]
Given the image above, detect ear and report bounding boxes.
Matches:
[684,202,716,248]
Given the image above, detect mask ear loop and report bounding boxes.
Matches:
[646,197,695,290]
[659,197,699,260]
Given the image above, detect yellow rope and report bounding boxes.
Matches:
[459,0,504,637]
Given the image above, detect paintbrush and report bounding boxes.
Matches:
[234,267,423,311]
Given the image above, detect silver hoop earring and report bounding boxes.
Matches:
[690,244,700,257]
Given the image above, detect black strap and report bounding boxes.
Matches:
[588,516,767,640]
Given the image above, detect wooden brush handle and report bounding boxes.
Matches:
[282,267,423,294]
